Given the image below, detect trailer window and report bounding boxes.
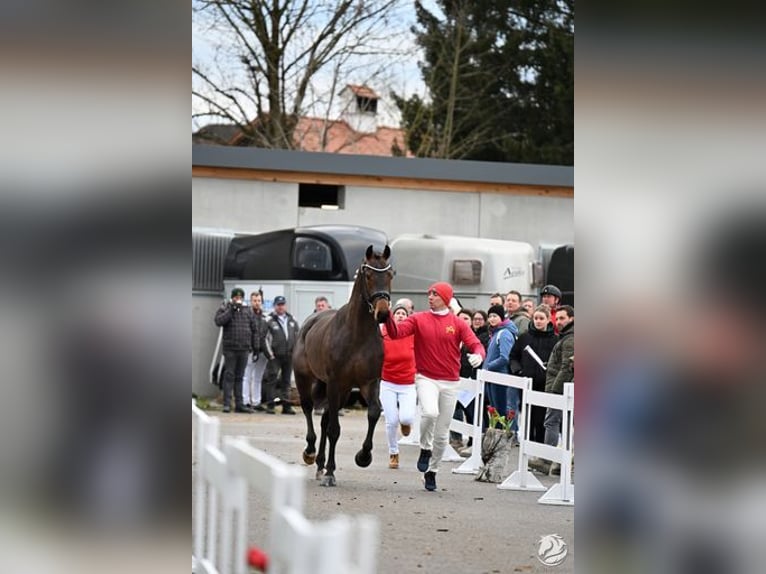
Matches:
[452,260,482,285]
[293,238,333,272]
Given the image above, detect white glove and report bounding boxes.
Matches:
[467,353,483,368]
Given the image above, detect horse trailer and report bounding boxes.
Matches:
[389,234,545,311]
[221,224,390,325]
[545,243,574,306]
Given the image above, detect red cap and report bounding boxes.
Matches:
[428,282,453,304]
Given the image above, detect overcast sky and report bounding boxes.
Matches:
[192,1,440,131]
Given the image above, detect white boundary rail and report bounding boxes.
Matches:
[499,382,574,506]
[193,401,220,574]
[192,400,379,574]
[470,371,534,475]
[449,377,485,473]
[396,377,485,466]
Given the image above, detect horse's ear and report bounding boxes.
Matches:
[383,245,391,260]
[365,245,373,260]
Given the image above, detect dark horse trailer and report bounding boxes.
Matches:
[221,224,389,322]
[546,244,574,307]
[210,225,389,405]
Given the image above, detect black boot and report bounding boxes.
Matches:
[282,404,297,415]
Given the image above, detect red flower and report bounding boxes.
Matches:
[487,406,497,416]
[507,410,515,421]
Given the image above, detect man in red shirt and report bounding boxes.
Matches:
[385,281,486,491]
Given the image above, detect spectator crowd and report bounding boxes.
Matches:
[213,282,573,487]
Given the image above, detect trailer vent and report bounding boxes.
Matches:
[193,231,233,292]
[452,259,482,285]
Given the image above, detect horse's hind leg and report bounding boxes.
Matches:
[295,372,317,466]
[319,385,343,487]
[355,380,382,468]
[315,406,329,479]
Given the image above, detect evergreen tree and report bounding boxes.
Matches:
[395,0,573,165]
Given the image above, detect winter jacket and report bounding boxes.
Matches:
[265,311,300,358]
[214,302,260,353]
[474,325,490,352]
[509,322,558,391]
[460,325,491,378]
[252,308,269,354]
[508,311,530,336]
[484,319,518,374]
[545,321,574,394]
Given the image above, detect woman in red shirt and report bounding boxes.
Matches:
[379,303,417,469]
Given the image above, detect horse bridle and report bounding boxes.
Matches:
[358,262,392,313]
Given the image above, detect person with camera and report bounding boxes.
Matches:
[214,287,260,413]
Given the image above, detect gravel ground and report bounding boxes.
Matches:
[193,407,574,573]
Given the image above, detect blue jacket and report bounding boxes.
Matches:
[484,319,518,373]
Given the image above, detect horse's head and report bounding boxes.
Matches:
[359,244,393,323]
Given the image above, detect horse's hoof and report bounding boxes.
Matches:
[315,469,325,480]
[320,475,336,487]
[303,451,316,465]
[355,450,372,468]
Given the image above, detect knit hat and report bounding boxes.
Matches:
[428,281,453,304]
[392,303,409,316]
[487,304,505,320]
[231,287,245,299]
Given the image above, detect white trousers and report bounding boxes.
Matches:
[416,374,458,473]
[378,380,417,454]
[242,352,267,406]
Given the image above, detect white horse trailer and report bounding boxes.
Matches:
[389,234,544,311]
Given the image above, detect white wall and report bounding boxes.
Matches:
[479,193,575,248]
[192,177,573,250]
[298,185,480,238]
[192,177,298,232]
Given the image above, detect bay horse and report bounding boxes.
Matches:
[292,244,393,486]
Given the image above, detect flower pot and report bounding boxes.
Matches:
[476,428,513,483]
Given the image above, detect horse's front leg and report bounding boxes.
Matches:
[355,380,381,468]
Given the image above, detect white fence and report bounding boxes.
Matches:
[192,401,379,574]
[397,376,485,469]
[395,371,574,506]
[499,381,574,506]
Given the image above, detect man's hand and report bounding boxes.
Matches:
[467,353,483,368]
[252,353,259,363]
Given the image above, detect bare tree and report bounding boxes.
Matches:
[193,0,407,149]
[393,1,497,160]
